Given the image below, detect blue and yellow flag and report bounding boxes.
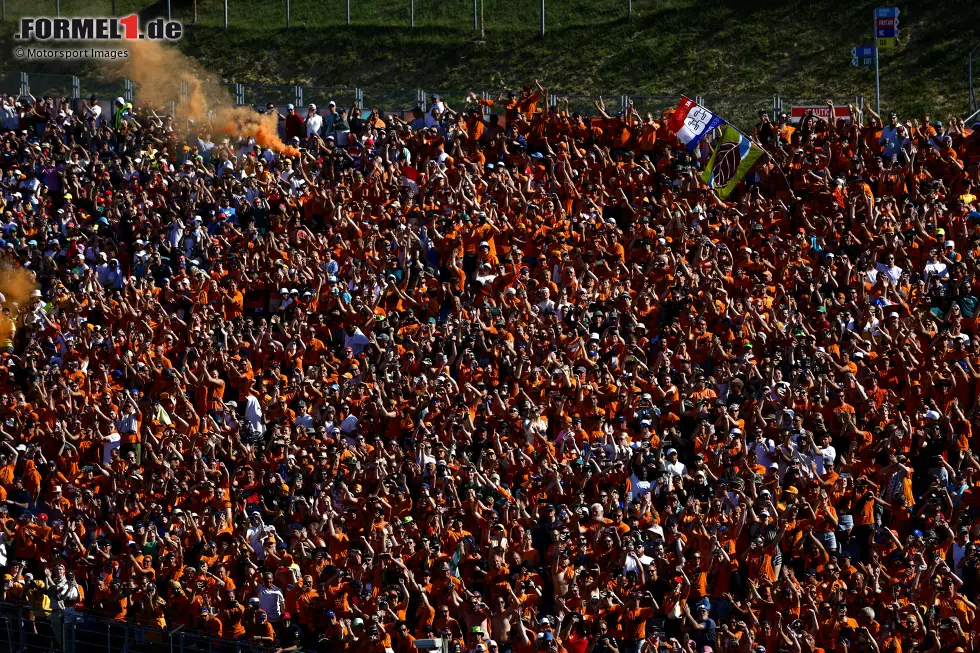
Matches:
[701,126,763,198]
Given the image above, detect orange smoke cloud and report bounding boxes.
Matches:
[117,41,299,158]
[0,266,38,347]
[119,40,220,119]
[217,107,302,158]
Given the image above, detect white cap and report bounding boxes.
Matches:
[115,97,125,105]
[287,103,294,110]
[308,103,317,110]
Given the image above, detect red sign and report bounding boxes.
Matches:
[790,106,852,123]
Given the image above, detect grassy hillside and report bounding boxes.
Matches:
[0,0,977,124]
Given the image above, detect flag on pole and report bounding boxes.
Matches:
[669,96,725,150]
[156,404,173,426]
[450,541,464,578]
[701,125,763,198]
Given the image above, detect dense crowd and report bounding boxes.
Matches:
[0,85,977,653]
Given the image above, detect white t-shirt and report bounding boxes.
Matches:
[807,444,837,476]
[753,439,777,469]
[116,411,138,435]
[257,584,285,621]
[875,262,902,283]
[19,178,41,205]
[167,221,183,249]
[628,474,653,501]
[667,460,688,477]
[102,432,121,464]
[1,104,18,131]
[247,523,264,557]
[425,101,445,128]
[245,394,265,436]
[535,298,556,314]
[344,329,370,355]
[306,113,323,137]
[924,261,949,283]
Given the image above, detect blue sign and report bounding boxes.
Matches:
[874,8,900,44]
[852,46,875,58]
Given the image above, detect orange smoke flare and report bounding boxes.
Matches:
[217,107,302,158]
[120,40,217,119]
[117,41,299,158]
[0,266,38,347]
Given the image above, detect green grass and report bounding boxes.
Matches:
[0,0,977,127]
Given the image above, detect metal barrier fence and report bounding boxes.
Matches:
[629,95,683,118]
[0,601,266,653]
[3,71,864,129]
[0,0,741,36]
[241,83,295,108]
[360,88,417,112]
[307,86,360,110]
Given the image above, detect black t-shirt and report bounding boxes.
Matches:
[921,435,946,470]
[757,121,776,147]
[348,112,363,136]
[8,488,30,518]
[279,623,301,647]
[961,556,980,597]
